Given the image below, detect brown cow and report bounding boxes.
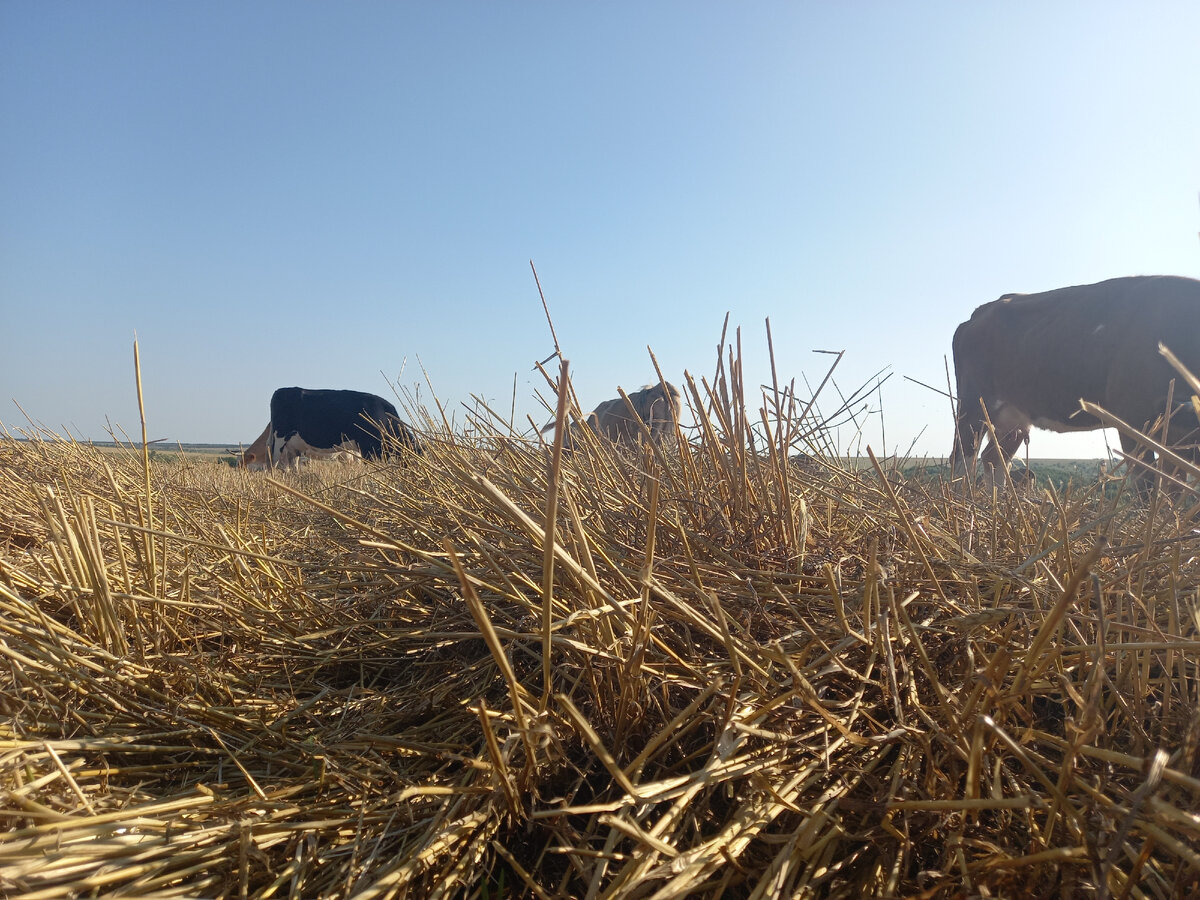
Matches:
[585,382,682,444]
[950,275,1200,483]
[550,381,682,450]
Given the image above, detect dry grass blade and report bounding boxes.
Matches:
[2,328,1199,897]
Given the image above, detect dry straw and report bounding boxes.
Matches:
[1,331,1199,899]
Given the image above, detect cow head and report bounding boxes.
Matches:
[238,423,272,471]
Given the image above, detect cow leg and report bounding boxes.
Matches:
[951,386,990,478]
[272,433,307,470]
[1161,412,1200,491]
[954,398,1013,479]
[1117,432,1158,496]
[974,430,1021,490]
[980,427,1029,469]
[1130,421,1200,497]
[973,402,1030,481]
[950,420,982,478]
[268,431,286,469]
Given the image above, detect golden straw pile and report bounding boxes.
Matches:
[2,348,1200,899]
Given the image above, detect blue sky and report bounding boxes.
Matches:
[3,3,1198,458]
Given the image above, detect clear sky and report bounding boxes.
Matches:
[3,3,1199,458]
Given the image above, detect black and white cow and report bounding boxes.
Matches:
[268,387,421,468]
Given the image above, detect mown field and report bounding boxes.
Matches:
[2,374,1199,899]
[113,441,1112,492]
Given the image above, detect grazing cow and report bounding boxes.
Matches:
[553,381,681,449]
[268,388,421,468]
[951,275,1200,482]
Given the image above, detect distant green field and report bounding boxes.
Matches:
[142,444,239,465]
[900,457,1108,491]
[61,441,242,466]
[12,438,1114,483]
[1014,458,1107,486]
[150,447,239,465]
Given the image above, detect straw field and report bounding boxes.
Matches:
[2,355,1200,899]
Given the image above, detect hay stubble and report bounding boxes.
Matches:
[2,361,1199,898]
